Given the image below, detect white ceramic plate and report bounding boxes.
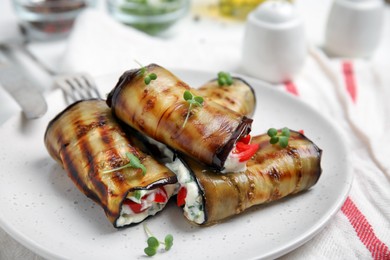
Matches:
[0,69,351,260]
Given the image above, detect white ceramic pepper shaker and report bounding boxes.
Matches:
[241,0,306,83]
[324,0,385,58]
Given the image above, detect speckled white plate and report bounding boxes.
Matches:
[0,69,352,260]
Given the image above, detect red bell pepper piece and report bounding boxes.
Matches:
[123,199,145,214]
[177,186,187,207]
[237,143,260,162]
[153,188,168,203]
[238,134,251,144]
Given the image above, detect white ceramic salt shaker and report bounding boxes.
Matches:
[324,0,384,58]
[241,0,306,83]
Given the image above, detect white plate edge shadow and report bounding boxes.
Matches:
[0,68,353,260]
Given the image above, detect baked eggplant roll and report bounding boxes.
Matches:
[106,64,257,173]
[44,99,177,228]
[197,77,256,117]
[172,130,322,225]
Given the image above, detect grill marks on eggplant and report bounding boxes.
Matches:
[61,109,112,212]
[197,77,256,117]
[250,131,322,195]
[59,134,96,200]
[156,100,184,140]
[106,64,253,171]
[44,100,177,227]
[226,174,247,215]
[179,130,322,225]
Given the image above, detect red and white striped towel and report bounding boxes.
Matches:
[277,48,390,260]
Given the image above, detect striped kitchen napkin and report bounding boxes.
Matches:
[278,47,390,260]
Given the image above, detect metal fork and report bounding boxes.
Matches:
[54,73,101,104]
[17,26,101,104]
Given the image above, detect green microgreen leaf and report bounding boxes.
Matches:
[182,90,204,129]
[281,127,290,137]
[147,237,160,248]
[144,76,151,85]
[183,90,193,101]
[217,71,234,86]
[143,223,174,257]
[126,153,147,175]
[144,247,157,256]
[194,96,204,104]
[270,136,279,144]
[267,128,278,137]
[267,127,291,148]
[279,136,289,148]
[149,73,157,80]
[164,234,173,251]
[102,152,146,175]
[135,60,158,85]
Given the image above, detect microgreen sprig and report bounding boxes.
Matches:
[143,223,174,256]
[135,61,158,85]
[217,71,233,86]
[102,152,146,175]
[267,127,291,148]
[182,90,204,128]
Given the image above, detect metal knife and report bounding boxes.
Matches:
[0,45,47,119]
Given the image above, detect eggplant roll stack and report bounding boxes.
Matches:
[173,130,322,225]
[44,99,177,228]
[106,64,256,173]
[197,77,256,117]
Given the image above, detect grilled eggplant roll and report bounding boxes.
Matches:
[44,99,177,228]
[106,64,257,173]
[197,77,256,117]
[172,130,322,225]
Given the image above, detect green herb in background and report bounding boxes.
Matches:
[267,127,291,148]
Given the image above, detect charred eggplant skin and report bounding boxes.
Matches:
[44,99,177,228]
[197,77,256,117]
[182,130,322,225]
[106,64,253,171]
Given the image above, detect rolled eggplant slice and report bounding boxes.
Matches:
[174,130,322,225]
[197,77,256,117]
[106,64,255,172]
[44,99,177,228]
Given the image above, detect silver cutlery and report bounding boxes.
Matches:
[55,73,101,104]
[0,45,47,119]
[17,26,101,105]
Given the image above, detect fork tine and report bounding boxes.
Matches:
[54,73,101,104]
[82,74,101,99]
[69,76,90,100]
[56,77,77,104]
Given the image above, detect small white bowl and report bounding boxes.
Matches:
[324,0,385,58]
[241,1,306,83]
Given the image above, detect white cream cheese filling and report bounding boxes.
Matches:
[221,149,247,173]
[116,184,176,227]
[144,136,205,224]
[166,159,205,224]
